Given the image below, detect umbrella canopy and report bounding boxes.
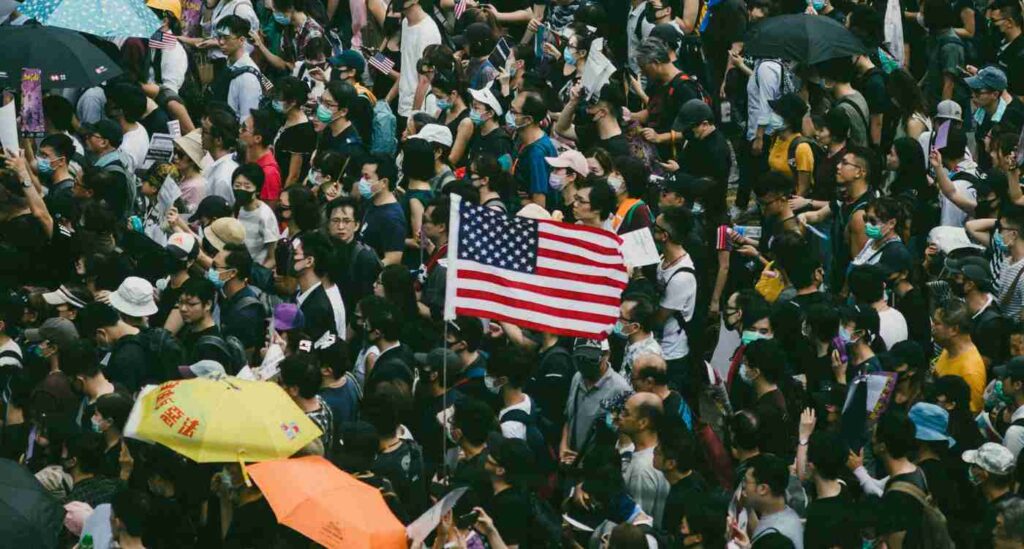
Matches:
[124,377,322,463]
[20,0,161,38]
[743,14,867,65]
[0,459,65,549]
[0,26,122,89]
[248,456,407,549]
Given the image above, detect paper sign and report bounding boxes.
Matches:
[20,68,43,137]
[80,503,114,549]
[168,119,181,139]
[620,228,661,269]
[933,120,950,151]
[0,101,18,153]
[406,486,468,544]
[143,133,175,170]
[581,38,615,100]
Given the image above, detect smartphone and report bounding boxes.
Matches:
[832,336,849,366]
[456,511,480,529]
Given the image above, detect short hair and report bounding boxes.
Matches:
[875,409,916,459]
[298,230,334,278]
[848,265,885,303]
[747,453,790,497]
[804,302,839,343]
[215,14,251,37]
[816,56,855,84]
[361,385,405,437]
[96,392,133,431]
[60,340,100,378]
[996,498,1024,541]
[68,432,106,474]
[658,425,698,472]
[279,353,322,399]
[935,300,972,334]
[577,176,616,221]
[487,347,534,388]
[107,82,147,123]
[613,156,650,199]
[112,490,152,537]
[940,126,968,161]
[633,396,664,429]
[426,195,449,227]
[844,145,873,182]
[360,295,401,341]
[823,107,851,142]
[402,137,437,181]
[994,0,1024,27]
[636,37,672,66]
[754,172,794,199]
[451,316,484,351]
[730,410,761,451]
[232,163,265,194]
[519,91,547,125]
[285,185,322,232]
[660,206,693,244]
[315,338,351,379]
[453,397,497,446]
[325,80,359,115]
[923,0,959,30]
[276,75,309,105]
[222,242,253,281]
[362,154,398,191]
[742,299,772,330]
[930,375,973,413]
[78,302,121,336]
[205,108,239,151]
[274,0,305,12]
[326,196,359,223]
[39,133,75,161]
[248,108,281,146]
[744,339,785,383]
[786,253,822,289]
[635,361,669,386]
[808,431,849,480]
[623,294,657,332]
[43,95,75,132]
[180,276,217,306]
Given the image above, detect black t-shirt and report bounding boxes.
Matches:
[222,496,300,549]
[853,67,892,122]
[373,438,426,514]
[106,335,151,393]
[525,344,575,429]
[972,301,1009,366]
[805,488,862,549]
[319,123,367,159]
[487,486,531,545]
[596,133,631,159]
[274,121,317,184]
[754,389,792,457]
[469,126,515,165]
[221,285,267,352]
[682,129,732,215]
[662,471,708,534]
[0,213,49,286]
[998,34,1024,97]
[878,467,929,545]
[298,284,336,340]
[154,275,191,329]
[451,449,493,506]
[894,286,931,355]
[648,73,701,134]
[179,324,220,362]
[359,201,407,258]
[141,107,171,137]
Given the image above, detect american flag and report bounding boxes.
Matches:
[444,195,628,339]
[454,0,467,19]
[149,31,177,50]
[368,52,396,74]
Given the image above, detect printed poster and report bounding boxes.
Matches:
[20,68,43,138]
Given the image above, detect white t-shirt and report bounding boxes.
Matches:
[398,16,441,117]
[120,124,150,172]
[877,306,908,350]
[202,154,238,206]
[939,177,976,227]
[236,202,280,265]
[151,41,189,93]
[0,338,22,368]
[657,255,697,360]
[228,54,263,123]
[499,395,533,440]
[324,283,347,339]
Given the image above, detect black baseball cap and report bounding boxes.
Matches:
[193,195,232,221]
[994,356,1024,381]
[83,119,123,147]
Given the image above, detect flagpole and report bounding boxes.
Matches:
[441,193,462,481]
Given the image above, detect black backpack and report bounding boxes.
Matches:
[525,493,564,548]
[135,328,186,384]
[786,136,825,176]
[660,266,705,362]
[500,408,557,474]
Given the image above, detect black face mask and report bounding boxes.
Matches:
[384,15,401,35]
[233,189,255,206]
[644,3,662,23]
[577,359,601,380]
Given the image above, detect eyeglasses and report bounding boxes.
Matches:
[839,159,864,170]
[573,196,591,205]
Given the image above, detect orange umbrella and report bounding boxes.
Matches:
[247,456,407,549]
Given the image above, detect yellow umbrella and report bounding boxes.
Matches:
[125,377,322,463]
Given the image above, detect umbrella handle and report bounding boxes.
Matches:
[238,451,253,488]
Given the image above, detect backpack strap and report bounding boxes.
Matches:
[786,136,814,172]
[835,96,869,132]
[611,198,641,232]
[665,266,697,334]
[1001,264,1024,308]
[231,65,274,96]
[500,408,534,426]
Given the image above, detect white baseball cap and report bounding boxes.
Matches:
[468,84,504,116]
[411,123,453,148]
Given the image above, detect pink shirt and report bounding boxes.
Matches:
[256,151,282,202]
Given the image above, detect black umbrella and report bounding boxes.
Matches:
[743,14,868,65]
[0,25,122,89]
[0,458,64,549]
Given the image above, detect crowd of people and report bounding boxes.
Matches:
[5,0,1024,545]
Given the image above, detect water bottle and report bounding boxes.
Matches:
[80,534,94,549]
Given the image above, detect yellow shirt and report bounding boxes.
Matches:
[767,133,814,179]
[934,345,987,413]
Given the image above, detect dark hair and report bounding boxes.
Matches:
[808,431,849,480]
[816,56,855,84]
[577,176,616,220]
[845,145,874,183]
[660,206,693,244]
[360,295,401,341]
[362,153,398,191]
[326,196,358,224]
[994,0,1024,27]
[623,294,657,332]
[847,265,885,303]
[886,69,927,119]
[205,108,239,151]
[315,338,351,379]
[875,409,916,458]
[112,489,152,537]
[786,253,823,290]
[742,299,772,330]
[285,185,322,232]
[39,133,75,161]
[472,153,514,199]
[60,340,101,378]
[729,410,761,451]
[453,398,497,446]
[78,302,121,336]
[823,107,851,142]
[279,353,322,399]
[940,126,969,162]
[298,230,333,278]
[222,242,253,282]
[613,156,649,199]
[744,339,785,383]
[891,137,928,196]
[519,91,547,125]
[248,108,281,146]
[96,392,133,431]
[487,347,534,388]
[635,363,668,385]
[804,302,839,343]
[215,14,251,38]
[402,137,437,181]
[930,374,973,413]
[362,385,406,437]
[313,150,349,184]
[379,264,418,319]
[68,432,106,474]
[43,95,75,132]
[276,75,310,106]
[658,424,698,472]
[923,0,959,30]
[452,316,484,351]
[426,195,449,227]
[274,0,306,12]
[232,162,265,194]
[936,300,972,333]
[179,276,217,306]
[847,4,885,48]
[107,82,147,123]
[754,172,794,199]
[325,80,358,115]
[747,453,789,496]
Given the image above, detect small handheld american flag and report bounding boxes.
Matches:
[368,52,396,74]
[454,0,467,19]
[149,31,177,50]
[444,194,628,339]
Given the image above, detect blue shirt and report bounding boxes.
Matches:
[514,134,558,206]
[359,201,406,258]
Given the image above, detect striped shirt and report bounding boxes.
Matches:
[997,257,1024,319]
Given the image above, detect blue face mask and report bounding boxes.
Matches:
[563,48,576,66]
[437,98,452,111]
[839,326,855,344]
[358,177,375,199]
[271,99,286,113]
[37,157,53,174]
[273,11,290,24]
[316,104,335,124]
[206,267,226,289]
[864,223,883,240]
[811,0,825,10]
[995,230,1010,254]
[469,110,485,126]
[741,330,768,346]
[505,110,518,129]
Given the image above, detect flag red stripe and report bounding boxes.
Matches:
[537,218,624,240]
[456,289,617,324]
[454,306,609,339]
[539,230,621,257]
[458,268,621,305]
[533,266,628,289]
[537,248,628,271]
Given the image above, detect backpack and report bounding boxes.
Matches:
[834,96,870,143]
[525,493,564,548]
[101,160,141,217]
[370,100,398,156]
[668,71,713,109]
[135,328,186,383]
[786,136,825,176]
[500,408,557,474]
[206,64,274,113]
[195,334,249,374]
[885,481,955,549]
[661,266,704,361]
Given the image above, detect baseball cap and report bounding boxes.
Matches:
[23,317,79,349]
[273,303,306,331]
[454,22,494,50]
[944,253,987,275]
[109,277,159,318]
[468,84,503,116]
[965,66,1008,91]
[204,217,246,252]
[173,129,205,169]
[193,195,232,221]
[650,23,683,50]
[936,100,963,122]
[662,172,711,202]
[908,402,955,447]
[486,432,536,481]
[545,149,589,177]
[41,285,90,309]
[83,119,123,148]
[411,123,453,148]
[572,338,604,365]
[414,347,462,373]
[673,98,714,132]
[178,359,227,379]
[876,243,914,277]
[993,356,1024,381]
[962,442,1016,475]
[961,263,996,293]
[329,49,366,74]
[166,232,199,262]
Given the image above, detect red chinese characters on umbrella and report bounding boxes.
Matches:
[152,381,201,438]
